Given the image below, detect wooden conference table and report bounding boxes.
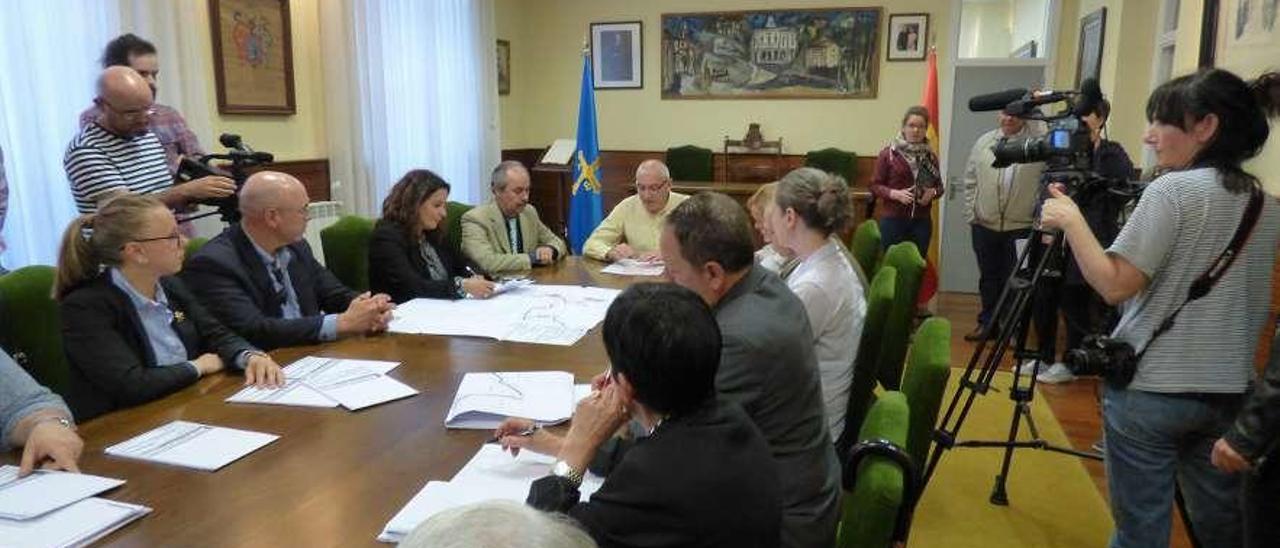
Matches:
[6,258,643,548]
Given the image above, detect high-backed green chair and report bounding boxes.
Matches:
[184,236,209,262]
[849,220,882,278]
[876,241,926,390]
[0,266,70,395]
[900,317,952,468]
[320,215,375,292]
[805,147,858,184]
[665,145,714,181]
[836,265,897,456]
[837,390,913,548]
[446,201,473,252]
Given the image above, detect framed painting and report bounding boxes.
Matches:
[1075,7,1107,87]
[497,39,511,95]
[591,21,643,89]
[661,7,882,99]
[887,13,928,61]
[208,0,296,115]
[1207,0,1279,67]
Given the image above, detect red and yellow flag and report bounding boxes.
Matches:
[919,47,941,306]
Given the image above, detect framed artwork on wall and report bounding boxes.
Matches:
[208,0,296,115]
[887,13,929,61]
[1206,0,1279,67]
[497,39,511,95]
[591,21,643,89]
[1075,7,1107,87]
[660,8,882,99]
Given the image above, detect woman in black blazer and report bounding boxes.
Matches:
[369,169,495,303]
[55,194,283,421]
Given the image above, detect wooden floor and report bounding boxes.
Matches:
[936,292,1192,548]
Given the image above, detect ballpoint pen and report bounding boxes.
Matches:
[486,424,539,444]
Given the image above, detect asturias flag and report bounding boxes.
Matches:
[568,52,604,254]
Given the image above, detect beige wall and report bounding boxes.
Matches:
[495,0,951,157]
[189,0,328,161]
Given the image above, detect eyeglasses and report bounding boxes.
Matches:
[271,206,311,220]
[98,98,156,120]
[130,232,181,246]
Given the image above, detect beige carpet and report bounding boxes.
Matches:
[909,370,1113,547]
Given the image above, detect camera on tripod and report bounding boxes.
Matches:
[1063,334,1138,388]
[174,133,274,224]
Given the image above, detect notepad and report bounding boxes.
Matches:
[0,466,124,520]
[105,421,279,471]
[377,445,604,543]
[226,356,416,411]
[601,258,665,277]
[444,371,575,429]
[0,497,150,548]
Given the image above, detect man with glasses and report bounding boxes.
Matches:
[182,171,394,350]
[582,159,688,263]
[63,66,233,215]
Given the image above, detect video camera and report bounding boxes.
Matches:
[174,133,274,224]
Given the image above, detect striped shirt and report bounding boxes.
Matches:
[64,123,172,214]
[1108,168,1280,393]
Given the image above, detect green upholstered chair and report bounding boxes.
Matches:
[184,236,209,262]
[876,241,926,390]
[0,266,70,396]
[837,390,913,548]
[805,147,858,184]
[836,265,897,457]
[445,201,474,253]
[848,220,882,279]
[665,145,714,181]
[320,215,375,292]
[900,317,952,468]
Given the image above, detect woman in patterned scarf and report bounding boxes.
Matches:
[869,105,942,254]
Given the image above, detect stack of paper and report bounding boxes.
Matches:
[105,421,279,471]
[389,285,620,346]
[377,445,604,543]
[601,258,665,277]
[490,277,534,295]
[226,356,418,411]
[444,371,575,429]
[0,466,150,547]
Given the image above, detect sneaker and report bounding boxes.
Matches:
[1036,363,1077,384]
[1015,360,1048,378]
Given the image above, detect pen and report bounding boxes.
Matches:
[486,424,539,444]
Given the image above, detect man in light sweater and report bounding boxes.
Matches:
[582,159,688,262]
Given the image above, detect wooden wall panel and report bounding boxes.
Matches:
[240,159,332,202]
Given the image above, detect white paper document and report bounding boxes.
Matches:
[490,277,534,296]
[377,445,603,543]
[104,421,279,471]
[0,497,150,548]
[539,138,577,165]
[0,466,124,520]
[389,285,620,346]
[226,356,415,411]
[600,258,665,277]
[444,371,575,429]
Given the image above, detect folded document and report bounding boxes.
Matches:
[226,356,417,411]
[444,371,575,429]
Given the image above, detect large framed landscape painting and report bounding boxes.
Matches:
[661,8,882,99]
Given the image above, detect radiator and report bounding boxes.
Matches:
[304,201,344,266]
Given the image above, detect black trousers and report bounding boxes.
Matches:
[1245,452,1280,547]
[970,224,1030,327]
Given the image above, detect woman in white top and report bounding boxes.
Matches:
[766,167,867,440]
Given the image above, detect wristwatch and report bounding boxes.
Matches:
[38,416,75,431]
[552,460,585,487]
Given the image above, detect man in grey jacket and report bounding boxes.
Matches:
[1,348,82,475]
[963,111,1046,340]
[658,192,841,548]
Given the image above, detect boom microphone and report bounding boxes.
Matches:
[969,88,1028,112]
[1073,78,1103,116]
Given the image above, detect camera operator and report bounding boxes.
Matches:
[1040,69,1280,548]
[1034,97,1135,384]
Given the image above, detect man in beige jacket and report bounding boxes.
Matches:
[962,111,1046,340]
[461,161,567,275]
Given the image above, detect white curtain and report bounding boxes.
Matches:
[0,3,121,268]
[116,0,216,149]
[322,0,500,215]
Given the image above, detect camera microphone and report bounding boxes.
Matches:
[219,133,245,150]
[969,88,1029,112]
[1073,78,1104,116]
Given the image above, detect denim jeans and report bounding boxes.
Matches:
[879,216,931,257]
[1103,386,1245,548]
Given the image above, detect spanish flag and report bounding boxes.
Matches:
[918,47,940,306]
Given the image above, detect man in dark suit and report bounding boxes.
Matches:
[658,192,841,548]
[182,171,393,350]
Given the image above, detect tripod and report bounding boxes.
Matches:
[922,225,1101,506]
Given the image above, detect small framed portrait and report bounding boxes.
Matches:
[887,13,929,61]
[591,21,643,89]
[497,39,511,96]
